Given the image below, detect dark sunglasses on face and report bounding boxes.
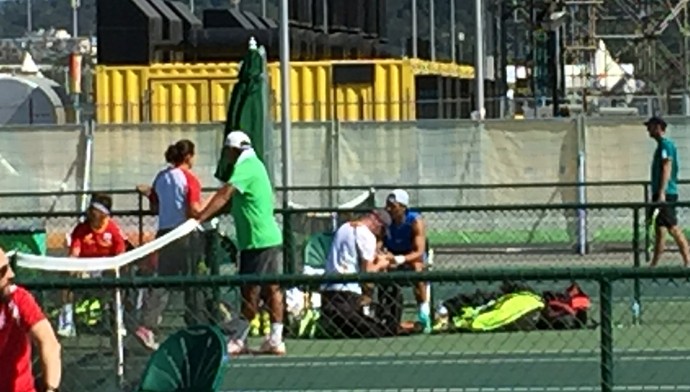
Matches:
[0,264,9,278]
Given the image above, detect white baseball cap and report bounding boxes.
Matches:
[386,189,409,207]
[225,131,252,149]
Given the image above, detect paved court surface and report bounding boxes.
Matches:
[432,249,638,270]
[224,348,690,391]
[59,308,690,392]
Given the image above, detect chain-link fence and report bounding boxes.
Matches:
[14,267,690,392]
[2,195,689,269]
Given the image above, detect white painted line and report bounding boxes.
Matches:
[226,386,690,392]
[229,353,690,370]
[230,347,690,361]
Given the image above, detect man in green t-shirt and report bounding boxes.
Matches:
[645,116,690,267]
[197,131,285,355]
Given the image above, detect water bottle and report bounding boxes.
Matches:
[631,300,641,325]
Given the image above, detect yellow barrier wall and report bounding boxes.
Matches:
[95,59,474,124]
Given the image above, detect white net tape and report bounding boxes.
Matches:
[10,191,372,272]
[9,218,203,386]
[13,219,201,272]
[287,190,374,218]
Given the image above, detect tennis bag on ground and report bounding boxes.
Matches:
[433,282,542,333]
[449,291,545,332]
[537,282,591,330]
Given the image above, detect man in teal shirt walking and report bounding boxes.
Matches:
[645,117,690,267]
[198,131,285,355]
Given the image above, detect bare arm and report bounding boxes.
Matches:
[136,184,152,197]
[407,218,427,262]
[30,319,62,391]
[136,184,159,214]
[389,218,426,265]
[196,184,235,222]
[187,200,203,219]
[659,160,672,197]
[365,255,391,272]
[356,229,390,273]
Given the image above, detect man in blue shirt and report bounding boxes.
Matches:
[381,189,431,333]
[646,117,690,267]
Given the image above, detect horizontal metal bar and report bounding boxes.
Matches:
[594,34,644,39]
[15,266,690,290]
[0,180,655,198]
[277,201,690,214]
[1,201,688,219]
[0,189,149,198]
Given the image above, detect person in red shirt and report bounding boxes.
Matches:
[57,193,127,338]
[0,247,62,392]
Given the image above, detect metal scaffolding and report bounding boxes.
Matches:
[494,0,690,114]
[596,0,689,98]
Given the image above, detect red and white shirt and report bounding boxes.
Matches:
[70,218,127,258]
[149,166,201,230]
[0,286,45,392]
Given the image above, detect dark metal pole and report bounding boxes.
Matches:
[599,278,614,392]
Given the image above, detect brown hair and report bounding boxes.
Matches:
[165,139,195,165]
[90,193,113,211]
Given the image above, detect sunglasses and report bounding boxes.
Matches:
[0,264,9,278]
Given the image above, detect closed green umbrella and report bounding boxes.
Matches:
[215,38,269,183]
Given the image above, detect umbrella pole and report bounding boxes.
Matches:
[279,0,292,192]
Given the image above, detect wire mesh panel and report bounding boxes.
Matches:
[12,269,690,392]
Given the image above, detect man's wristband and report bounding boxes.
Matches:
[394,255,406,265]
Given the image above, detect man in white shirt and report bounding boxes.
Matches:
[319,209,399,338]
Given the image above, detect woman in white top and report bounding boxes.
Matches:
[134,139,206,350]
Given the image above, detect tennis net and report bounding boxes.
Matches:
[10,219,228,391]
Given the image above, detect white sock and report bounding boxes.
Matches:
[62,304,74,326]
[269,323,284,345]
[419,302,430,316]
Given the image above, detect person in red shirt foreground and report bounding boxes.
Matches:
[0,247,62,392]
[57,193,127,338]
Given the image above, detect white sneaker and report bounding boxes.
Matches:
[57,324,76,338]
[135,327,160,351]
[258,338,286,356]
[227,339,247,356]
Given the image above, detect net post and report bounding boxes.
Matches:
[632,208,642,325]
[113,267,126,388]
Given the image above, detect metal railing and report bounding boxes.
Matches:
[14,266,690,392]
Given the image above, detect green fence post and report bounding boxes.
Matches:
[599,278,614,392]
[632,208,642,325]
[203,226,221,322]
[643,184,651,263]
[282,209,296,274]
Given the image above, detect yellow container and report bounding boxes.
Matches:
[95,59,474,124]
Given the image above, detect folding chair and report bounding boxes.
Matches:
[135,325,229,392]
[302,231,334,271]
